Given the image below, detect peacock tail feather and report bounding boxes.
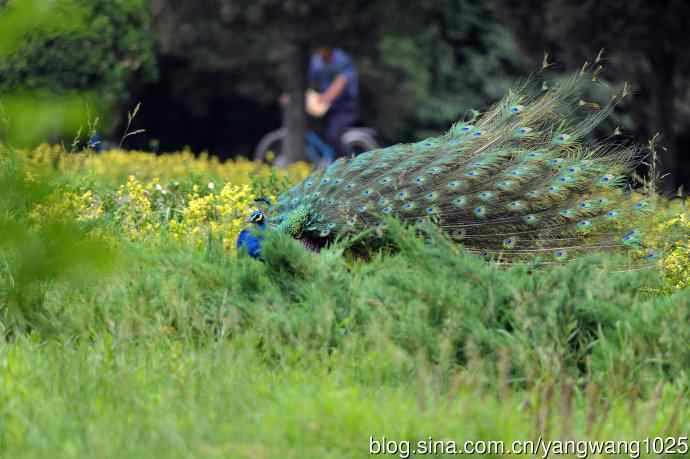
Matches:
[264,71,653,263]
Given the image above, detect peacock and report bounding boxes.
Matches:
[238,70,654,263]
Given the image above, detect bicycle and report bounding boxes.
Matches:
[254,90,379,165]
[254,125,379,166]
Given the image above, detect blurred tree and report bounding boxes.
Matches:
[494,0,690,193]
[362,0,529,141]
[150,0,385,162]
[0,0,158,135]
[148,0,527,159]
[0,0,90,145]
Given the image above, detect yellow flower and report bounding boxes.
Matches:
[659,213,690,290]
[20,144,312,253]
[23,144,310,188]
[30,190,102,224]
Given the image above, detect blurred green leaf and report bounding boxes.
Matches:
[0,148,115,334]
[0,92,93,147]
[0,0,154,146]
[0,0,84,56]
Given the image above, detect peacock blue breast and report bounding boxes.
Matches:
[237,228,264,259]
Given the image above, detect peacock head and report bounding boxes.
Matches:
[247,209,266,225]
[236,204,314,258]
[236,209,267,258]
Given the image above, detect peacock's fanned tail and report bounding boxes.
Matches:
[268,72,653,263]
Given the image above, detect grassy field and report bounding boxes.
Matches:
[0,147,689,458]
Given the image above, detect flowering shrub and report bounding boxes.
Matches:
[30,190,102,224]
[631,196,690,291]
[106,174,281,252]
[23,144,310,186]
[653,210,690,290]
[170,182,257,250]
[17,145,310,253]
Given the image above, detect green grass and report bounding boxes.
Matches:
[1,152,689,458]
[1,220,688,458]
[1,335,687,459]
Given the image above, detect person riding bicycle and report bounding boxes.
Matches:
[266,48,372,164]
[307,47,359,159]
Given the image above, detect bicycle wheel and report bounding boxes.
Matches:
[343,129,379,156]
[349,138,378,155]
[254,128,287,163]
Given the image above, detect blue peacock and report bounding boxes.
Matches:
[238,72,653,262]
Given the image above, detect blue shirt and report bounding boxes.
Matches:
[308,49,358,113]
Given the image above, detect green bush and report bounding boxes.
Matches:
[0,0,157,132]
[33,218,689,394]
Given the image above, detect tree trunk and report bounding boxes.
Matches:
[651,50,677,195]
[277,41,308,166]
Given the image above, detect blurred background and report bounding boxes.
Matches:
[0,0,688,193]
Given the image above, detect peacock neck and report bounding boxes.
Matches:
[274,205,311,238]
